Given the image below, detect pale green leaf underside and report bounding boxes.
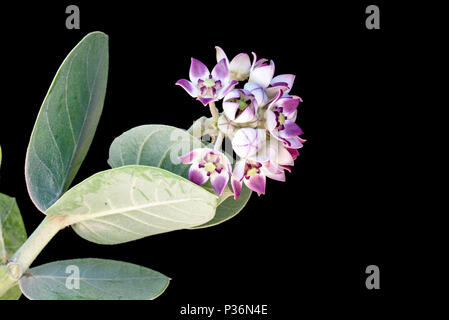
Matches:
[25,31,109,212]
[108,124,204,179]
[45,165,218,245]
[108,124,252,227]
[19,258,170,300]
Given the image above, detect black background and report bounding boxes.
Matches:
[0,0,428,316]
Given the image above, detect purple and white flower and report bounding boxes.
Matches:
[248,52,275,89]
[243,82,268,108]
[179,148,232,195]
[176,47,305,199]
[262,138,300,173]
[231,158,285,198]
[266,90,304,149]
[223,89,259,124]
[216,46,252,81]
[266,74,296,99]
[176,58,238,106]
[248,52,296,101]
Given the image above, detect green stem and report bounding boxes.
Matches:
[0,215,67,296]
[0,266,16,297]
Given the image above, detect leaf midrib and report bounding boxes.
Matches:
[60,197,211,225]
[27,275,167,281]
[62,39,107,192]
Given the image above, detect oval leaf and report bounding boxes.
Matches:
[46,166,218,244]
[108,125,204,179]
[19,258,170,300]
[193,185,252,229]
[0,193,27,265]
[0,193,27,300]
[25,31,109,212]
[108,124,253,227]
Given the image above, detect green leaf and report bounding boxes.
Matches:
[0,193,27,265]
[25,31,109,212]
[0,285,22,300]
[0,193,27,300]
[108,124,253,228]
[45,165,218,245]
[19,258,170,300]
[108,125,204,179]
[192,185,252,229]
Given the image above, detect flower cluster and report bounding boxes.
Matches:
[177,47,305,199]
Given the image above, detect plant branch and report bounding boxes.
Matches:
[208,101,219,124]
[0,215,68,296]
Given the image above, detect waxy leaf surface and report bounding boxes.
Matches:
[108,125,204,179]
[46,166,217,244]
[0,194,27,265]
[0,193,27,300]
[108,125,252,227]
[25,32,109,211]
[193,185,252,229]
[19,258,170,300]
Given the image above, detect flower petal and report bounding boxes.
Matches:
[278,96,302,115]
[197,97,215,106]
[267,89,284,110]
[224,89,241,100]
[251,52,268,70]
[266,109,277,131]
[266,84,289,100]
[229,53,251,80]
[282,136,304,149]
[232,159,246,181]
[264,167,286,182]
[189,166,209,186]
[231,178,242,199]
[212,58,229,82]
[215,46,229,64]
[210,171,229,195]
[179,149,201,164]
[234,105,256,123]
[267,140,294,166]
[261,161,285,182]
[262,160,283,175]
[287,148,299,160]
[189,58,209,83]
[271,74,295,93]
[244,82,268,107]
[175,79,198,97]
[223,101,239,120]
[217,80,239,99]
[244,174,266,195]
[281,120,304,138]
[277,144,295,166]
[249,60,275,88]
